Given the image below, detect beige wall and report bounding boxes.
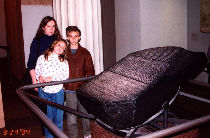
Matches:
[22,5,53,66]
[115,0,188,61]
[21,0,52,5]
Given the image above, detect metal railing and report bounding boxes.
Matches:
[16,76,95,138]
[138,114,210,138]
[16,77,210,138]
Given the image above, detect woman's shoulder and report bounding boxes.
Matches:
[31,37,39,45]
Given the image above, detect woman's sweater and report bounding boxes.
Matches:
[27,34,55,70]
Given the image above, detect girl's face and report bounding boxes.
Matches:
[67,31,81,45]
[43,20,55,36]
[53,41,66,55]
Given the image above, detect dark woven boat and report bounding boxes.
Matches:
[77,46,207,130]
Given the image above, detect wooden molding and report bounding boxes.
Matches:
[5,0,26,80]
[21,0,52,5]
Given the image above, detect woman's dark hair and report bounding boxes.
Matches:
[35,16,61,40]
[44,39,67,62]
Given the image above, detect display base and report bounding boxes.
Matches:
[90,121,198,138]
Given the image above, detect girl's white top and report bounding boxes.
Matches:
[35,53,69,93]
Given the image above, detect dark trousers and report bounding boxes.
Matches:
[65,91,91,138]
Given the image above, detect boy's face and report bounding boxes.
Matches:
[67,31,81,45]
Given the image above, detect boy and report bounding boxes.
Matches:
[65,26,95,138]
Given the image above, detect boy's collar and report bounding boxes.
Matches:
[70,44,80,49]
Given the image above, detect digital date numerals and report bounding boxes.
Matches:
[1,129,31,136]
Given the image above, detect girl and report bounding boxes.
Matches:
[35,39,69,138]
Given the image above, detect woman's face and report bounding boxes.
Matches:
[43,20,55,36]
[53,41,66,55]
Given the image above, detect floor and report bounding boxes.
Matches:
[0,57,210,138]
[0,58,84,138]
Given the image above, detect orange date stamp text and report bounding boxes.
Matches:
[0,129,31,136]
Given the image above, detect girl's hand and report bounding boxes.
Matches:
[44,77,52,82]
[38,76,44,83]
[32,79,38,92]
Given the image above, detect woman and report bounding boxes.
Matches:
[27,16,61,89]
[27,16,61,137]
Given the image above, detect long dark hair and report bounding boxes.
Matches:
[35,16,61,40]
[44,39,67,62]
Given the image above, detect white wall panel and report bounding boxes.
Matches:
[21,5,53,66]
[140,0,187,50]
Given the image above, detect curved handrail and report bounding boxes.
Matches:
[16,77,210,138]
[16,88,68,138]
[21,76,95,90]
[16,76,95,138]
[136,79,210,137]
[23,92,95,119]
[138,114,210,138]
